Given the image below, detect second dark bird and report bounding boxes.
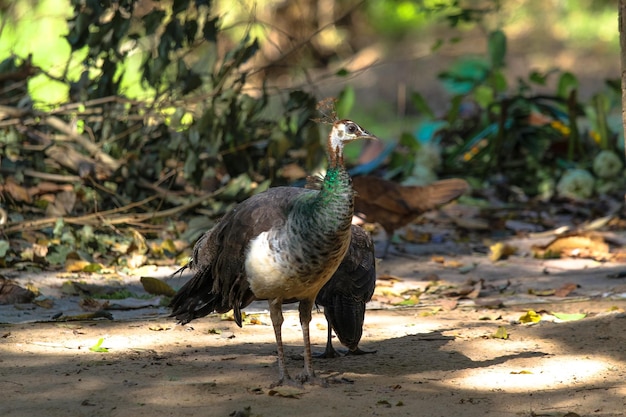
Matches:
[315,224,376,358]
[352,175,469,257]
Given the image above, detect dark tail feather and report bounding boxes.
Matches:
[323,295,366,351]
[169,267,228,325]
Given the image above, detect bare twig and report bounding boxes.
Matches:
[0,190,222,234]
[44,115,121,172]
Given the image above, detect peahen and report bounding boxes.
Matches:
[182,223,377,359]
[315,224,376,358]
[170,115,378,387]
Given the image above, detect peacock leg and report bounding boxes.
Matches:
[268,299,296,387]
[313,314,341,358]
[298,298,328,386]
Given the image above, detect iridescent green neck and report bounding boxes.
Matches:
[289,165,353,240]
[319,165,351,201]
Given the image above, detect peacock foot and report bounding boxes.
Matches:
[295,372,329,388]
[269,375,304,389]
[347,347,377,355]
[313,347,342,359]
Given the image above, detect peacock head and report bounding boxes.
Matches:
[327,119,378,166]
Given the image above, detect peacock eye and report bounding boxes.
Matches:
[347,123,357,133]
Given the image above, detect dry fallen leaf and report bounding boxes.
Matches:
[519,310,541,323]
[528,288,556,296]
[445,260,464,268]
[377,274,404,283]
[532,233,610,260]
[489,242,517,262]
[246,315,265,325]
[3,177,31,203]
[148,323,171,331]
[491,326,508,339]
[418,307,442,317]
[452,217,490,230]
[431,256,445,264]
[554,282,578,297]
[473,298,504,308]
[268,387,305,398]
[32,297,54,309]
[443,280,482,299]
[437,298,458,311]
[402,228,431,243]
[0,277,36,304]
[79,298,109,311]
[140,276,176,297]
[65,259,94,273]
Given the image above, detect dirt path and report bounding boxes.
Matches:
[2,300,625,417]
[2,236,626,417]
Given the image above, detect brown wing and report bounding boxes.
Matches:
[353,176,412,216]
[352,175,468,237]
[396,178,469,213]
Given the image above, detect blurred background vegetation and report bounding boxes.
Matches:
[0,0,623,269]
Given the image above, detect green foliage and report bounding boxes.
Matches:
[365,0,463,38]
[408,24,622,196]
[0,0,322,269]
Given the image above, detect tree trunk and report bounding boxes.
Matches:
[620,0,626,205]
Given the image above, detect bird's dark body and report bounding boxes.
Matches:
[315,225,376,355]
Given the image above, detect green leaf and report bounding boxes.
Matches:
[491,69,508,93]
[474,85,493,108]
[336,86,355,119]
[0,240,9,257]
[438,57,489,95]
[46,246,73,266]
[529,70,548,85]
[82,263,103,273]
[487,30,507,69]
[431,39,444,52]
[552,312,587,322]
[89,338,109,353]
[410,92,434,119]
[557,72,578,98]
[395,295,420,306]
[53,218,65,237]
[399,132,420,151]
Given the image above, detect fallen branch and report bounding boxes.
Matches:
[0,189,222,234]
[44,115,121,172]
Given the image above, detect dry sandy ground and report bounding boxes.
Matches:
[2,237,626,417]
